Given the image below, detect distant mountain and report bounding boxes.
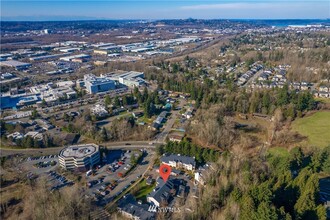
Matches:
[231,19,330,27]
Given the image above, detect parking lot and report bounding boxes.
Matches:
[86,149,154,205]
[15,147,155,206]
[20,154,59,175]
[46,170,74,191]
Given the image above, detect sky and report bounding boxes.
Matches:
[1,0,329,21]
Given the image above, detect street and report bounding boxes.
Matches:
[154,98,186,142]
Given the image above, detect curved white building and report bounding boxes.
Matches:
[59,144,100,170]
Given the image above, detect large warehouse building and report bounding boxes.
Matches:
[84,74,116,94]
[0,60,32,70]
[59,144,100,170]
[101,71,145,88]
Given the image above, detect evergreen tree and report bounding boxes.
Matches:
[256,202,278,220]
[114,96,121,107]
[294,173,319,220]
[240,195,256,220]
[278,84,290,106]
[104,95,112,106]
[316,205,327,220]
[99,127,108,142]
[289,147,304,170]
[131,153,137,165]
[30,109,39,119]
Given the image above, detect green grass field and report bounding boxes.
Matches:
[132,179,155,202]
[315,97,330,104]
[292,111,330,148]
[268,147,290,158]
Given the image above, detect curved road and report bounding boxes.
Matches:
[0,141,161,157]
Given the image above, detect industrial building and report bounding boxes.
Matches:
[0,60,32,70]
[102,71,145,87]
[17,95,39,106]
[84,74,116,94]
[60,54,91,62]
[92,42,115,48]
[57,47,82,53]
[29,82,76,103]
[0,53,13,61]
[94,45,122,55]
[59,144,100,170]
[29,53,71,61]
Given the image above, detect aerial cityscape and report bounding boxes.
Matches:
[0,1,330,220]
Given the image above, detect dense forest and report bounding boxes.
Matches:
[177,146,330,220]
[147,62,318,120]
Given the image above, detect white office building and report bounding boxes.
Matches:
[84,74,116,94]
[59,144,100,170]
[101,71,145,88]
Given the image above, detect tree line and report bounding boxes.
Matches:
[184,146,330,220]
[157,139,221,165]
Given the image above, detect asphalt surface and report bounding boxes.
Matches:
[20,155,59,175]
[0,142,158,157]
[154,99,186,142]
[88,150,154,206]
[242,68,264,88]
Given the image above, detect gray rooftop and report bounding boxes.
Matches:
[0,60,31,67]
[118,194,155,220]
[148,178,174,205]
[59,144,99,159]
[161,154,196,167]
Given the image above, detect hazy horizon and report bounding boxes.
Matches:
[1,0,329,21]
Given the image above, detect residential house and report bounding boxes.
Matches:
[24,131,43,140]
[7,132,24,140]
[147,178,175,207]
[132,111,143,118]
[319,86,329,92]
[118,194,155,220]
[168,131,185,142]
[161,154,196,171]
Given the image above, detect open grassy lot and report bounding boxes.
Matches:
[131,179,155,202]
[315,97,330,104]
[268,147,290,159]
[292,111,330,148]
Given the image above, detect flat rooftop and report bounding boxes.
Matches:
[111,71,144,79]
[84,74,114,85]
[59,144,99,159]
[0,60,31,67]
